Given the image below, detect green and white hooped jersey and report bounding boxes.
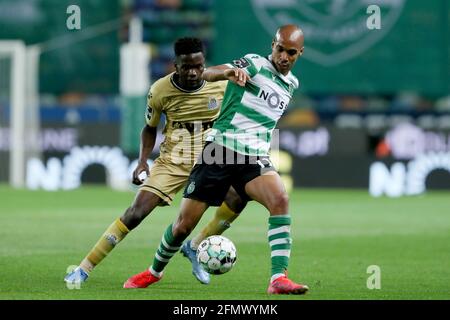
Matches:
[206,53,299,156]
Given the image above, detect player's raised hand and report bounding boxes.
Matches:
[132,161,150,185]
[224,68,249,87]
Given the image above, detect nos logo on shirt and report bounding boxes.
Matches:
[258,89,287,111]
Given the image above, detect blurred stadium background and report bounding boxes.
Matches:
[0,0,449,300]
[1,0,450,194]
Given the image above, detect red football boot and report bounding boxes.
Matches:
[123,269,162,289]
[267,275,309,295]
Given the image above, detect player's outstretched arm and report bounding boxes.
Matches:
[132,125,157,185]
[202,65,249,87]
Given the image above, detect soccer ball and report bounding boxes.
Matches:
[196,235,237,275]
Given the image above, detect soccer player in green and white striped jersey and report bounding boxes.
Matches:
[207,50,298,157]
[124,25,309,294]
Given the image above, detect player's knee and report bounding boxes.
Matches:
[225,188,246,213]
[227,198,247,214]
[269,192,289,213]
[121,198,155,230]
[120,206,144,230]
[173,219,194,238]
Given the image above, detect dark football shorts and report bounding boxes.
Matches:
[183,142,276,206]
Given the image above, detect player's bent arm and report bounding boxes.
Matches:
[132,125,157,185]
[202,65,249,87]
[139,125,157,163]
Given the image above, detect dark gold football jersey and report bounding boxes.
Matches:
[145,72,227,164]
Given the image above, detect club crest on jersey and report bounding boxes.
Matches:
[208,97,219,110]
[251,0,405,66]
[186,182,196,194]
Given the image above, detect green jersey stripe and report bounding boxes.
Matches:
[259,67,292,92]
[214,132,269,156]
[244,58,258,77]
[245,81,260,96]
[208,53,299,156]
[235,104,276,129]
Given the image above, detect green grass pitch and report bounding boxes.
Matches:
[0,185,449,300]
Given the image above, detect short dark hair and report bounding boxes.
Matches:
[174,37,204,56]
